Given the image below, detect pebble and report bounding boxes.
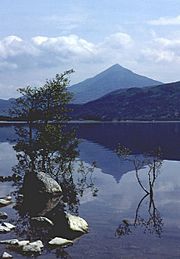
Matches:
[2,223,15,230]
[1,252,13,258]
[0,212,8,220]
[0,200,12,207]
[49,237,73,246]
[31,216,54,226]
[0,222,15,233]
[0,226,11,233]
[0,239,18,245]
[17,240,30,247]
[22,240,44,254]
[0,196,12,207]
[0,239,30,247]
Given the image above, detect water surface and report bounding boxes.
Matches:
[0,122,180,258]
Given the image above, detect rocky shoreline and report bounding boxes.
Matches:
[0,172,89,258]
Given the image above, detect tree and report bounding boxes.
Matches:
[37,70,74,125]
[11,70,76,174]
[11,70,74,145]
[12,69,74,124]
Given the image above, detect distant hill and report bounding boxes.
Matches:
[71,81,180,121]
[70,64,162,103]
[0,98,14,116]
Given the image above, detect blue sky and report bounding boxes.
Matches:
[0,0,180,98]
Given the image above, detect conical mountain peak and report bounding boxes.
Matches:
[70,64,162,104]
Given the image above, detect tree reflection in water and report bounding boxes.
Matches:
[11,122,98,250]
[116,146,163,238]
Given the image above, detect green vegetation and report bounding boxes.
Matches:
[12,70,74,124]
[12,71,97,213]
[71,81,180,121]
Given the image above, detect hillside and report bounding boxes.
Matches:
[0,98,14,116]
[70,64,161,103]
[71,81,180,121]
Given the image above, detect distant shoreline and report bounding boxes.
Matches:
[1,120,180,125]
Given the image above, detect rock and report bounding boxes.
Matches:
[4,197,12,201]
[66,213,88,233]
[0,239,18,245]
[0,226,11,233]
[0,197,12,207]
[22,240,44,254]
[0,239,30,247]
[22,194,62,216]
[31,216,54,227]
[17,240,30,247]
[1,252,13,258]
[30,240,43,248]
[49,237,73,246]
[23,172,62,196]
[37,196,61,216]
[0,222,15,233]
[2,223,15,230]
[18,194,23,199]
[0,212,8,220]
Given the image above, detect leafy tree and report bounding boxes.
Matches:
[10,70,98,247]
[12,69,74,126]
[37,70,74,125]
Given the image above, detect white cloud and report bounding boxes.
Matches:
[32,34,97,57]
[0,36,38,59]
[101,32,133,49]
[142,36,180,63]
[0,33,177,70]
[95,32,134,66]
[0,32,137,98]
[148,15,180,26]
[0,34,99,71]
[0,32,133,72]
[154,37,180,49]
[142,48,176,62]
[32,36,48,45]
[1,31,180,99]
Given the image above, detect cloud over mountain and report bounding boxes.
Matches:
[0,29,180,99]
[0,32,133,72]
[148,15,180,26]
[142,36,180,63]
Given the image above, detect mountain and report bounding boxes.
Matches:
[71,81,180,121]
[70,64,162,103]
[0,64,161,116]
[0,98,14,116]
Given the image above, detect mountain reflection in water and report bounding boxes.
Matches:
[0,122,180,258]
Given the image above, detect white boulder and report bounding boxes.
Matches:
[66,213,88,233]
[0,197,12,207]
[1,252,13,258]
[2,223,15,230]
[0,239,30,247]
[17,240,30,247]
[49,237,73,246]
[22,240,44,254]
[23,172,62,196]
[0,239,18,245]
[0,226,11,233]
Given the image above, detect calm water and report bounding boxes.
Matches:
[1,123,180,258]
